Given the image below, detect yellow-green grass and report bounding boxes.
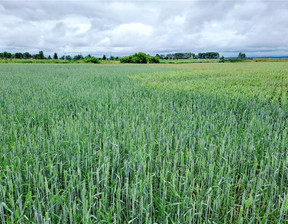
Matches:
[0,63,287,223]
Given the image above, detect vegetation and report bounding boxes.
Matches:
[238,52,247,59]
[219,55,225,63]
[0,51,228,62]
[120,52,160,63]
[83,56,100,64]
[53,53,58,60]
[198,52,220,59]
[0,63,287,223]
[156,52,220,60]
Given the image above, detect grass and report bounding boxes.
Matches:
[0,63,287,223]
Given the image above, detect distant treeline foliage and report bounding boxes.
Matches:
[120,52,160,64]
[156,52,220,59]
[1,51,249,63]
[0,51,119,62]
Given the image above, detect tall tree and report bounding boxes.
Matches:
[53,53,58,60]
[39,51,45,59]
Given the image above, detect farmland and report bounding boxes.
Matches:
[0,63,288,223]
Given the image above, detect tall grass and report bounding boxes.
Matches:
[0,63,287,223]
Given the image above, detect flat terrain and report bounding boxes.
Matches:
[0,63,287,223]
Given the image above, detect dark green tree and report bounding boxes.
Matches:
[39,51,45,59]
[73,55,84,60]
[65,55,72,60]
[53,53,58,60]
[219,55,225,63]
[23,52,31,59]
[2,51,12,59]
[14,53,23,59]
[238,52,246,59]
[120,52,160,64]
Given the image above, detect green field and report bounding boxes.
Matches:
[0,63,287,223]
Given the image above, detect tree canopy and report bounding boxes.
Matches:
[238,52,246,59]
[120,52,160,64]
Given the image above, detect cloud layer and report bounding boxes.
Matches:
[1,0,288,56]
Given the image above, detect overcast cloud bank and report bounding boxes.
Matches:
[0,0,287,57]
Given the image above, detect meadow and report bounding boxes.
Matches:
[0,63,287,223]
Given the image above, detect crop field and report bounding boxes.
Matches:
[0,63,288,223]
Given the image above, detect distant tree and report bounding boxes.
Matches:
[23,52,31,59]
[48,55,52,59]
[65,55,72,60]
[166,54,174,60]
[174,53,186,59]
[53,53,58,60]
[39,51,45,59]
[102,55,107,60]
[2,51,13,59]
[60,55,65,60]
[109,56,115,60]
[238,52,246,59]
[34,51,45,59]
[219,55,225,63]
[198,52,219,59]
[14,52,23,59]
[190,53,197,59]
[73,55,84,60]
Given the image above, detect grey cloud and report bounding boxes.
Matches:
[0,0,288,56]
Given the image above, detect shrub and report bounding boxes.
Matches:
[83,56,100,64]
[120,56,133,63]
[120,52,160,64]
[148,56,160,63]
[219,56,225,63]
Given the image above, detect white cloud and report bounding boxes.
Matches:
[0,0,288,56]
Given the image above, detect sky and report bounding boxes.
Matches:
[0,0,288,57]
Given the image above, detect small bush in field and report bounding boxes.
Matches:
[120,52,160,64]
[83,56,100,64]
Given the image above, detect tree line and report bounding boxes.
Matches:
[0,50,247,62]
[0,51,119,61]
[156,52,220,60]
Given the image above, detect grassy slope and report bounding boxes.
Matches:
[0,63,287,223]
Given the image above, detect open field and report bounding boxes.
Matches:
[0,63,288,223]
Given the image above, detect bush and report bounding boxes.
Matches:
[219,56,225,63]
[83,57,100,64]
[148,56,160,63]
[120,52,160,64]
[120,56,133,63]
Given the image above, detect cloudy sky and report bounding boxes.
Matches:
[0,0,287,57]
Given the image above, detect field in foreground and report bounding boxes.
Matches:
[0,63,287,223]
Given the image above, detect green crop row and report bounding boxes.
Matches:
[0,63,287,223]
